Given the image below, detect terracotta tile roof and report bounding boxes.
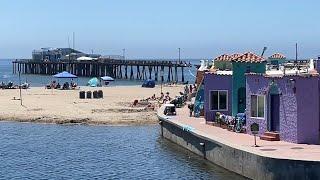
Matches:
[269,53,286,59]
[214,54,231,61]
[232,52,266,63]
[230,53,242,59]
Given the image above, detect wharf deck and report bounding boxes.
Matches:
[160,106,320,161]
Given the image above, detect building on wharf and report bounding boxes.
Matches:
[13,47,192,82]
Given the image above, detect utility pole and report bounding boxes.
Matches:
[160,69,164,94]
[122,49,126,60]
[295,43,299,71]
[68,36,71,63]
[178,48,181,63]
[18,69,23,106]
[295,43,298,61]
[73,32,75,50]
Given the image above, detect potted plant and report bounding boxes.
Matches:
[214,112,221,127]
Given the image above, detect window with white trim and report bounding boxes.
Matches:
[251,95,265,118]
[210,90,228,111]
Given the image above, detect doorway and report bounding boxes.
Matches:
[238,87,246,113]
[270,94,280,132]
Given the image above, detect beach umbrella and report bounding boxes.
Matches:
[88,77,100,87]
[100,76,114,81]
[53,71,77,78]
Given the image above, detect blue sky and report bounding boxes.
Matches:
[0,0,320,59]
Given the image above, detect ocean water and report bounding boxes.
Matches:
[0,122,246,179]
[0,59,199,87]
[0,59,245,179]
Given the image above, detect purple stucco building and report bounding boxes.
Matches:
[204,73,232,121]
[204,52,320,144]
[246,73,320,144]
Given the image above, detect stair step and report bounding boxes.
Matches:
[264,132,280,139]
[260,135,280,141]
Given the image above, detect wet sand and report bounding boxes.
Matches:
[0,85,183,125]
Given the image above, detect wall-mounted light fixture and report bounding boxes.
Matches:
[199,142,206,159]
[289,78,296,93]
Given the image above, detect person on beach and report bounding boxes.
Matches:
[188,104,194,117]
[184,85,189,95]
[132,99,139,106]
[160,92,164,100]
[163,92,171,103]
[1,81,5,89]
[52,81,56,88]
[189,84,193,93]
[151,94,156,100]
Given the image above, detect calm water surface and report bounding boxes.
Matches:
[0,122,246,179]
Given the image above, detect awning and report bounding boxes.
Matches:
[77,56,93,61]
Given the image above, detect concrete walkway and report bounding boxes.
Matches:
[161,106,320,161]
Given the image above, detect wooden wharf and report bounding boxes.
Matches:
[12,59,192,82]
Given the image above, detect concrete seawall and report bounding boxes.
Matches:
[159,116,320,180]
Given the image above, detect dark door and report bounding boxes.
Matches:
[238,87,246,113]
[270,95,280,132]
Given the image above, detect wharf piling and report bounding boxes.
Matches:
[12,59,191,82]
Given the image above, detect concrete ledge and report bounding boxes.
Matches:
[158,115,320,180]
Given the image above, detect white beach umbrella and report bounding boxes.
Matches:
[101,76,115,81]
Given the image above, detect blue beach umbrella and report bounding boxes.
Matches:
[53,71,77,78]
[88,77,100,87]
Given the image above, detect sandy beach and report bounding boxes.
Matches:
[0,85,183,125]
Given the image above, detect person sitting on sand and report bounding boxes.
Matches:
[56,83,61,89]
[160,92,164,100]
[71,82,77,89]
[63,82,69,90]
[132,99,139,106]
[163,92,171,103]
[184,85,189,95]
[1,81,5,89]
[48,81,56,89]
[151,94,156,100]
